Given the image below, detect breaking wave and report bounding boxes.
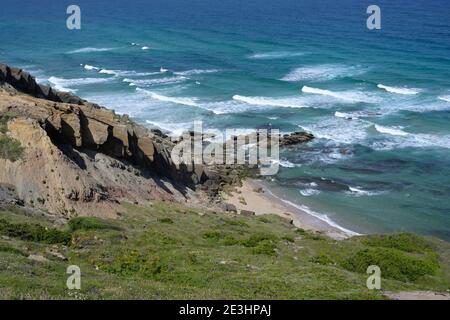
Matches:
[233,95,309,108]
[377,84,420,95]
[281,64,363,82]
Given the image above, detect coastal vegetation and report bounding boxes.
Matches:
[0,201,449,299]
[0,136,23,162]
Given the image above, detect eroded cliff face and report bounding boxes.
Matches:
[0,63,205,217]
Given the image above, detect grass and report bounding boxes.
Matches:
[0,113,14,134]
[0,136,24,162]
[0,202,449,299]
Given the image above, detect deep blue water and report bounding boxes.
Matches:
[1,0,450,239]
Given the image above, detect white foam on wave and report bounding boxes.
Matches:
[346,187,385,197]
[99,69,117,75]
[125,76,187,86]
[377,84,420,95]
[145,120,192,137]
[233,95,310,108]
[334,111,358,119]
[174,69,219,76]
[248,51,305,60]
[374,124,408,137]
[438,95,450,103]
[160,67,169,73]
[48,76,113,92]
[281,64,362,82]
[300,117,370,145]
[271,159,300,168]
[371,132,450,150]
[83,64,100,71]
[141,46,150,50]
[264,188,361,236]
[299,189,321,196]
[302,86,377,103]
[68,47,118,54]
[136,88,199,107]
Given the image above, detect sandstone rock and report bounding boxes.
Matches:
[28,254,48,263]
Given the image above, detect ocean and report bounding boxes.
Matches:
[1,0,449,239]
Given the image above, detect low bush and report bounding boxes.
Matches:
[100,251,166,278]
[342,247,439,282]
[157,217,174,224]
[240,232,278,248]
[0,218,71,245]
[68,217,120,232]
[310,254,334,265]
[0,136,24,162]
[252,240,277,256]
[362,233,433,253]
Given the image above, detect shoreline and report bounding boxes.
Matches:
[226,179,359,240]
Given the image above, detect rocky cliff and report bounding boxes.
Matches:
[0,64,209,217]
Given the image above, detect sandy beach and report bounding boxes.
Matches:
[226,179,353,240]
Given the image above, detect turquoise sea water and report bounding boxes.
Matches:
[1,0,449,239]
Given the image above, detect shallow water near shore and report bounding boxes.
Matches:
[0,0,449,239]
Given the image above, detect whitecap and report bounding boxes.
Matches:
[374,124,408,137]
[48,76,113,92]
[67,47,118,54]
[233,95,310,108]
[99,69,117,75]
[145,120,192,137]
[377,84,420,95]
[299,188,321,196]
[334,111,357,119]
[301,86,377,103]
[174,69,219,76]
[137,88,199,107]
[346,187,385,197]
[438,95,450,103]
[271,159,300,168]
[83,64,100,71]
[248,51,305,60]
[124,76,187,86]
[160,67,169,73]
[141,46,150,50]
[281,64,363,82]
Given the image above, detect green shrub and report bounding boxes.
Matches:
[310,254,334,265]
[0,136,24,162]
[101,251,166,278]
[362,233,433,253]
[203,231,239,246]
[157,218,174,224]
[258,217,270,224]
[342,247,439,282]
[240,232,278,248]
[222,218,249,228]
[68,217,120,232]
[252,240,277,256]
[0,218,71,245]
[0,114,12,133]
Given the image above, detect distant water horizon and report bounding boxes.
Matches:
[1,0,449,239]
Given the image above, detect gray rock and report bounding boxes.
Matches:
[240,210,255,217]
[221,203,237,213]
